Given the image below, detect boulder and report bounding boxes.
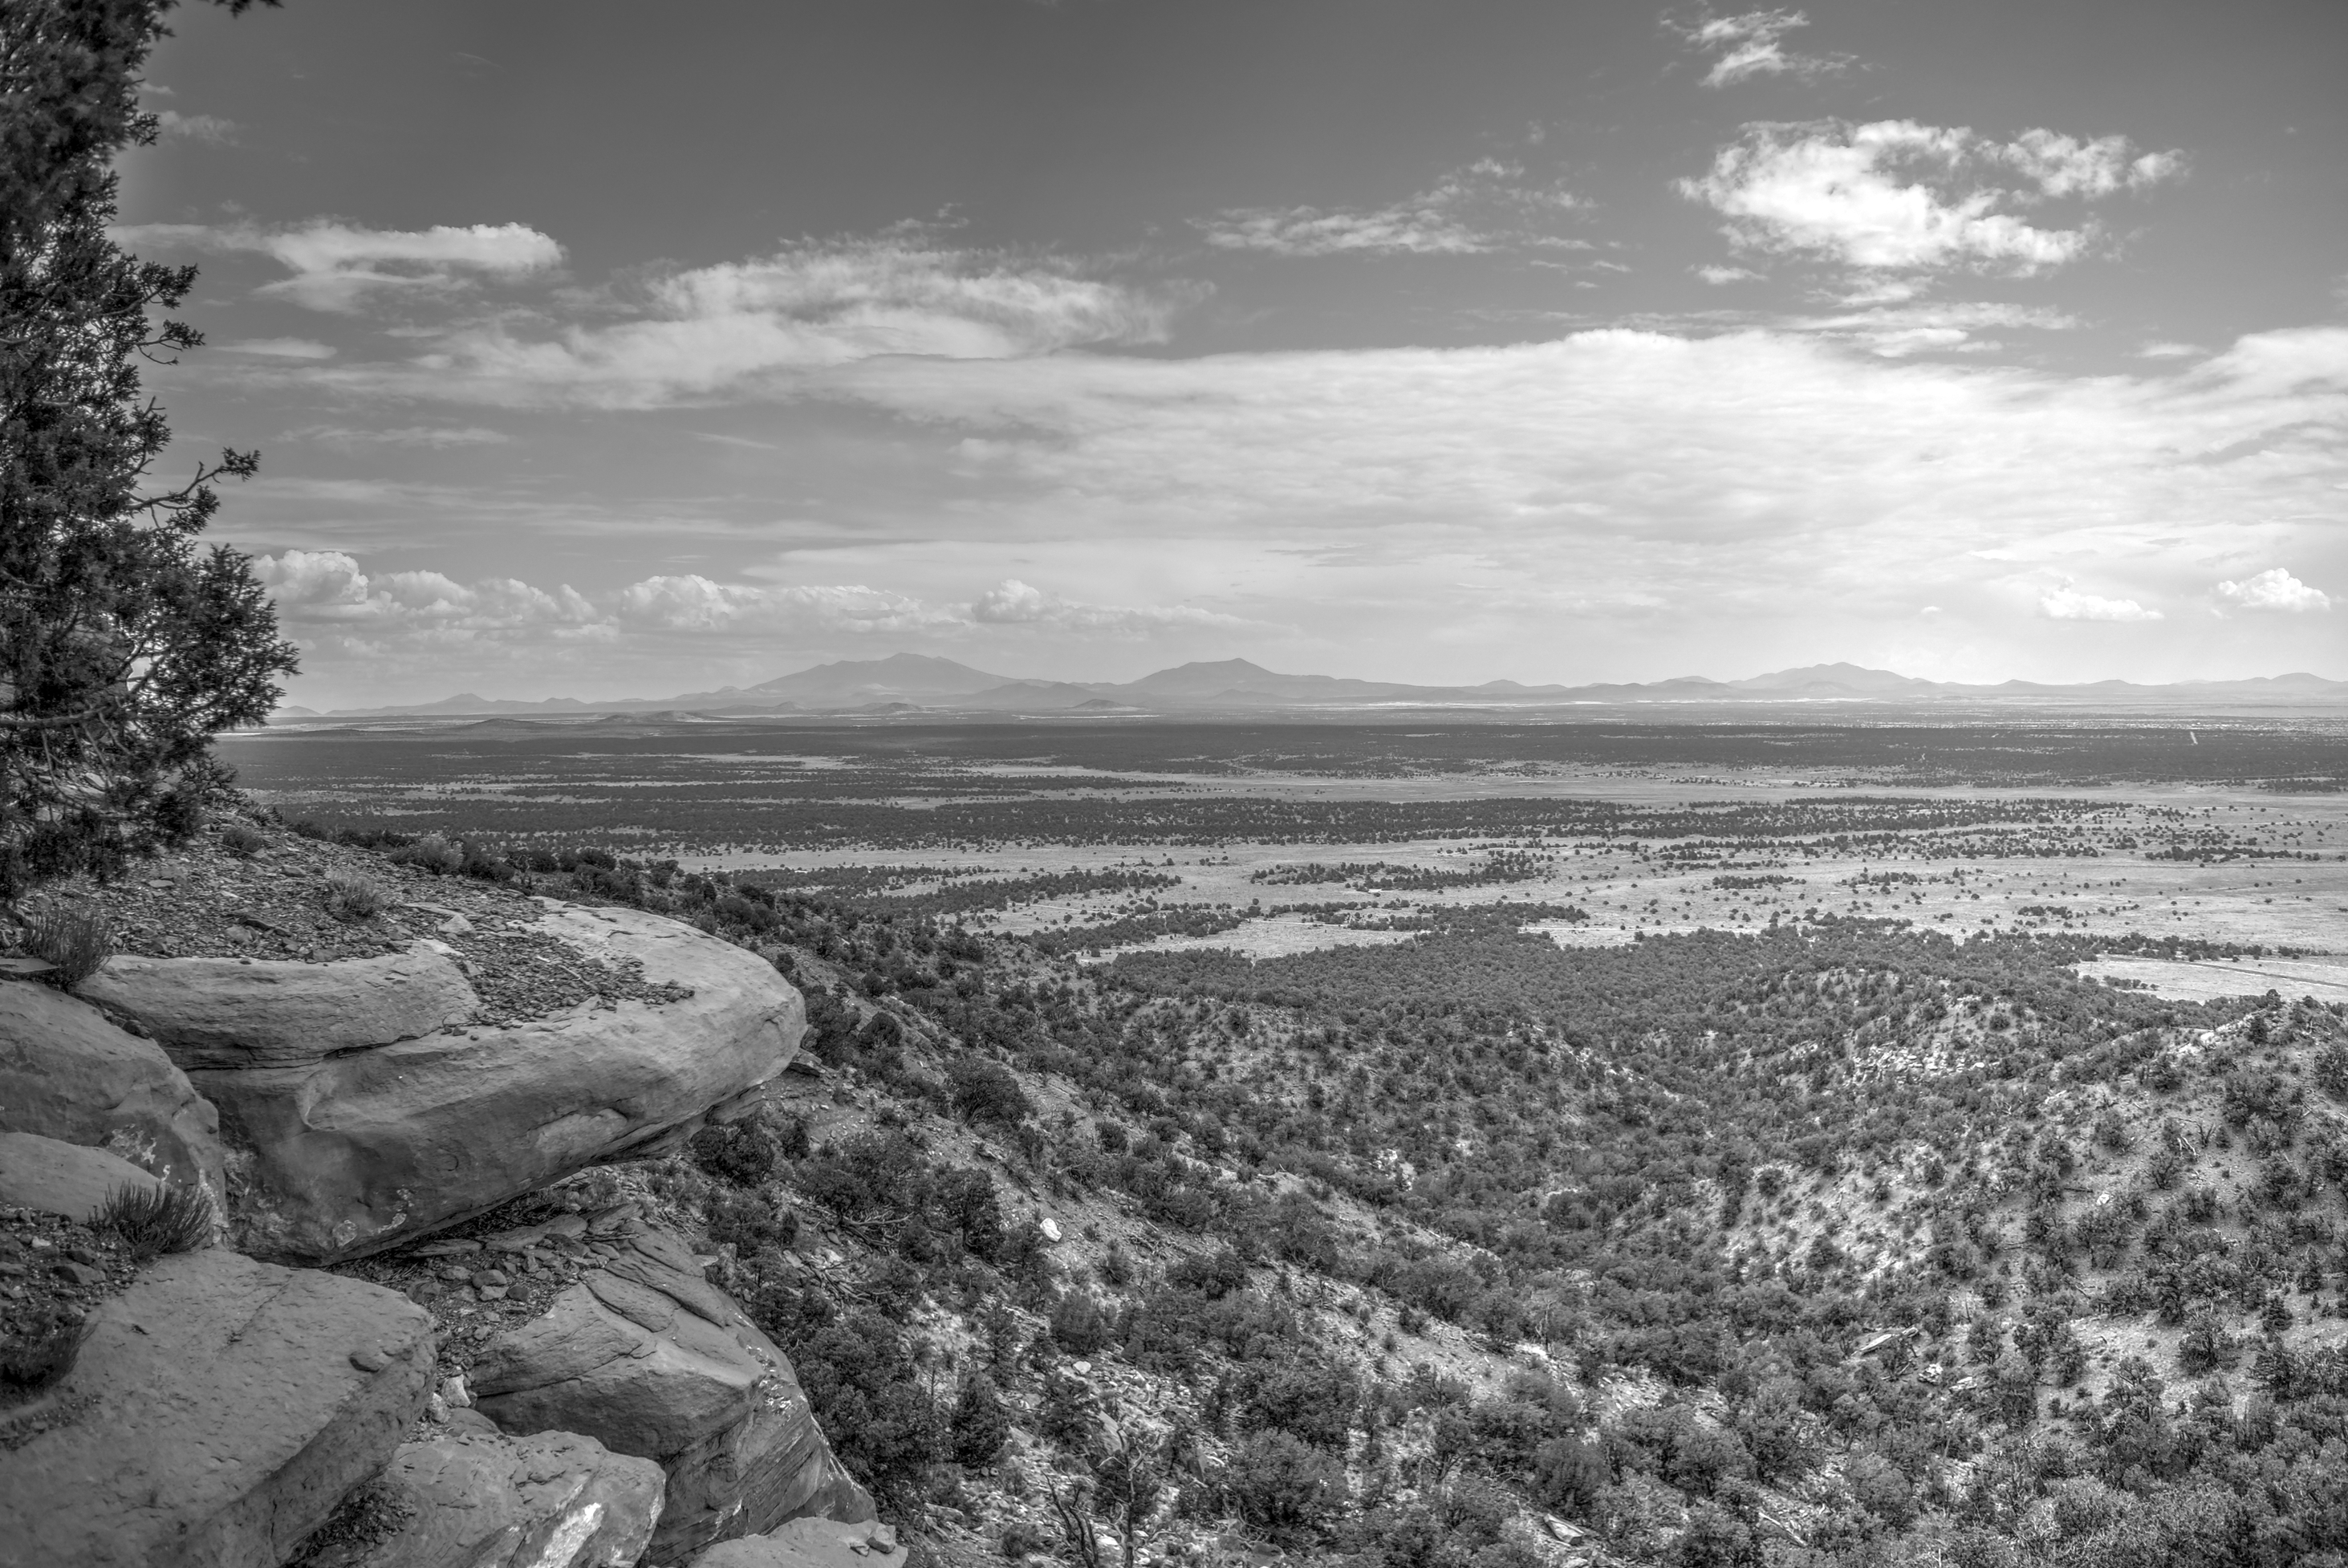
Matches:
[295,1427,664,1568]
[692,1518,904,1568]
[0,979,226,1200]
[473,1220,872,1562]
[0,1248,434,1568]
[185,904,806,1261]
[0,1129,160,1221]
[76,944,480,1071]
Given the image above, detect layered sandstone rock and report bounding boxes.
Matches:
[0,978,225,1200]
[156,904,804,1261]
[0,1249,435,1568]
[295,1427,665,1568]
[472,1220,872,1562]
[77,944,481,1070]
[0,1129,161,1221]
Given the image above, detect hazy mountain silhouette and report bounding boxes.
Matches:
[300,656,2348,720]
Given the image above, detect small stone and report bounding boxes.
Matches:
[349,1343,390,1373]
[470,1269,509,1289]
[477,1284,508,1301]
[55,1261,104,1287]
[440,1266,473,1283]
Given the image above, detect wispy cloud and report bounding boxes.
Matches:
[116,220,564,311]
[153,108,238,144]
[1667,10,1853,88]
[971,579,1241,634]
[2216,567,2331,612]
[258,232,1192,408]
[1680,120,2183,279]
[1197,160,1582,258]
[283,424,511,449]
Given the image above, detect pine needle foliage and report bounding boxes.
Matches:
[1,0,295,892]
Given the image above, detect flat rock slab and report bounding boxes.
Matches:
[0,981,225,1201]
[473,1223,871,1562]
[692,1518,904,1568]
[296,1427,664,1568]
[0,1248,435,1568]
[77,944,480,1071]
[189,905,805,1261]
[0,1130,160,1222]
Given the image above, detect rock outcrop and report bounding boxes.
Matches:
[472,1219,872,1562]
[0,978,226,1200]
[78,944,481,1070]
[296,1427,665,1568]
[691,1517,904,1568]
[0,1248,435,1568]
[0,1129,160,1221]
[169,904,805,1261]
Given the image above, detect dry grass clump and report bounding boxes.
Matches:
[323,870,390,923]
[95,1182,213,1261]
[386,835,461,875]
[22,904,114,986]
[217,823,267,857]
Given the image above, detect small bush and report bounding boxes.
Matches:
[97,1180,215,1260]
[387,835,462,875]
[218,823,267,857]
[0,1308,93,1391]
[324,871,390,923]
[689,1118,781,1187]
[708,1189,796,1253]
[23,904,115,986]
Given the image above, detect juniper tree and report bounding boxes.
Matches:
[1,0,294,888]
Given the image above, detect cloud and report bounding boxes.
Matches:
[1668,10,1851,87]
[1680,120,2183,276]
[153,109,237,144]
[255,550,599,632]
[2038,587,2163,622]
[612,576,960,636]
[1198,160,1582,258]
[1695,264,1760,284]
[283,424,512,449]
[2216,567,2331,612]
[276,233,1188,408]
[218,338,337,360]
[116,220,564,311]
[970,579,1241,634]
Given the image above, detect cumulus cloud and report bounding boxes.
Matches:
[1680,120,2183,277]
[1696,264,1760,284]
[1668,10,1850,87]
[116,220,564,311]
[2216,567,2331,612]
[1198,160,1582,258]
[255,550,599,632]
[2038,587,2162,622]
[970,579,1240,634]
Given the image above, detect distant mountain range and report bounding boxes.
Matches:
[272,653,2348,722]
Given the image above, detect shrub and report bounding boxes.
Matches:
[949,1055,1034,1128]
[1227,1429,1346,1538]
[707,1190,795,1254]
[323,871,389,923]
[97,1180,214,1260]
[217,823,266,857]
[689,1118,780,1187]
[23,904,114,986]
[951,1371,1011,1467]
[0,1308,94,1391]
[1050,1290,1114,1355]
[387,835,462,875]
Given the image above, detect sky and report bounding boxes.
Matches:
[120,0,2348,707]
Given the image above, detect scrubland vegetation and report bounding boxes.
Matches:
[267,803,2348,1567]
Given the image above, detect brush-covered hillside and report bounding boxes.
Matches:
[193,815,2344,1568]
